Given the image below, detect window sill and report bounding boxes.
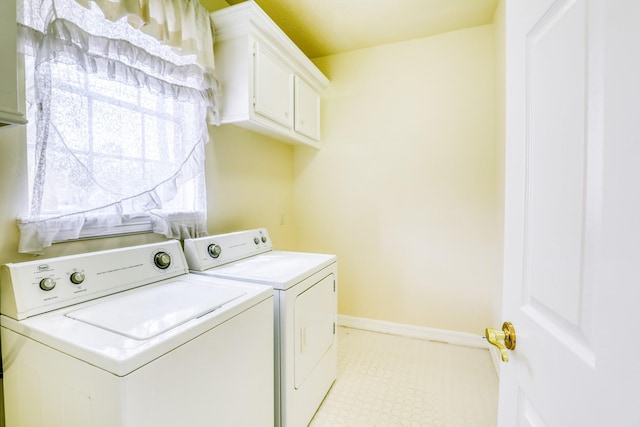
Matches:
[17,215,154,244]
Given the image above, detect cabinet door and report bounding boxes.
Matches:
[0,0,26,126]
[294,76,321,141]
[253,43,293,129]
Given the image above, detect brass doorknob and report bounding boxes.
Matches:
[485,322,516,362]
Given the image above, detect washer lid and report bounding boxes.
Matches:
[65,280,245,340]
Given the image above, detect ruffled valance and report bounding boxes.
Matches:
[17,0,220,123]
[74,0,216,70]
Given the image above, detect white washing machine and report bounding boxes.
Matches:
[0,240,274,427]
[184,229,337,427]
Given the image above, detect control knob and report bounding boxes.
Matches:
[261,235,267,243]
[154,252,172,269]
[254,237,260,245]
[39,277,56,291]
[208,244,221,259]
[70,271,85,285]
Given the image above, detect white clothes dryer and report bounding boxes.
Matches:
[184,229,337,427]
[0,240,274,427]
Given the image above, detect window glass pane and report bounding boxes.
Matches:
[25,53,205,221]
[49,61,84,90]
[143,115,162,161]
[49,88,90,152]
[40,153,91,214]
[88,72,139,104]
[92,99,143,158]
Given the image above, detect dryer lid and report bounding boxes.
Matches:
[211,251,336,290]
[65,280,245,340]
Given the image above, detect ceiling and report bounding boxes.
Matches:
[221,0,499,58]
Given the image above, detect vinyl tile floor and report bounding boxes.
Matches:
[309,327,498,427]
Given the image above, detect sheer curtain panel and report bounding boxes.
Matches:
[16,0,219,254]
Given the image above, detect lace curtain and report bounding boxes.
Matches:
[17,0,219,254]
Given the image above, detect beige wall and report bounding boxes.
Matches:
[206,124,296,250]
[493,0,506,329]
[294,24,500,334]
[0,125,31,264]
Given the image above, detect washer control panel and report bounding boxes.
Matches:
[0,240,188,320]
[183,228,272,271]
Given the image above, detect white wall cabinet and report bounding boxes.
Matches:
[0,0,26,127]
[211,2,329,148]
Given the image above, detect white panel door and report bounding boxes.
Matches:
[294,76,321,141]
[253,42,294,129]
[498,0,640,425]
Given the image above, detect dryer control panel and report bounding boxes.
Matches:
[184,228,272,271]
[0,240,188,320]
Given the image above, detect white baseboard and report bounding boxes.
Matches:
[337,314,501,378]
[337,314,487,348]
[488,346,502,379]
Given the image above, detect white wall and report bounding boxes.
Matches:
[294,24,500,334]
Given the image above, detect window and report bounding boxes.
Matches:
[17,0,219,253]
